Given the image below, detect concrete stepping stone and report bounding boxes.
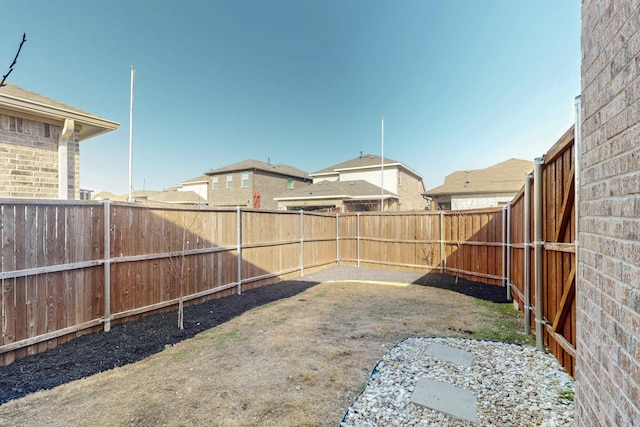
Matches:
[424,342,474,367]
[410,343,476,422]
[410,377,477,423]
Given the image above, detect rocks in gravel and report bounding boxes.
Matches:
[340,337,574,426]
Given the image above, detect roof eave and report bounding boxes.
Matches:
[0,95,119,141]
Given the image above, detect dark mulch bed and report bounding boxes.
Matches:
[0,271,507,406]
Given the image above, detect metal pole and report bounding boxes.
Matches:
[501,206,507,288]
[506,201,512,301]
[534,157,544,351]
[103,200,111,332]
[236,206,242,295]
[381,116,385,212]
[300,210,304,277]
[356,213,361,268]
[128,66,135,203]
[524,173,532,335]
[439,211,445,274]
[336,213,340,264]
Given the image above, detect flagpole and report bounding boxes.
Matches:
[381,115,384,212]
[128,66,135,203]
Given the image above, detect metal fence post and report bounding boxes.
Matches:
[534,157,545,351]
[524,173,532,335]
[300,210,304,277]
[356,213,361,268]
[103,200,111,332]
[336,213,340,265]
[439,211,445,274]
[236,206,242,295]
[506,201,512,301]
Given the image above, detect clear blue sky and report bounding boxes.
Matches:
[1,0,580,195]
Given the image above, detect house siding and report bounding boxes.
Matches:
[341,168,398,194]
[577,1,640,426]
[0,113,79,199]
[254,170,309,210]
[397,169,428,211]
[451,193,515,210]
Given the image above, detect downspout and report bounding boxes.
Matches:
[534,157,544,351]
[524,173,532,335]
[574,96,582,262]
[58,118,74,199]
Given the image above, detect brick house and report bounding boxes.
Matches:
[424,158,534,210]
[204,159,311,209]
[275,153,427,212]
[577,1,640,425]
[0,83,119,199]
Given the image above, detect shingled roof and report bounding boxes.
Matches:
[205,159,309,180]
[274,179,398,201]
[425,158,534,196]
[0,83,119,140]
[311,153,422,178]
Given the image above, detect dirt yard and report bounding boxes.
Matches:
[0,268,528,426]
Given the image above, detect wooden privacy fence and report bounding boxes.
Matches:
[508,126,577,375]
[336,209,505,285]
[0,203,337,365]
[1,130,576,374]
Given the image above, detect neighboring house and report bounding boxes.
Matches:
[144,190,206,206]
[275,153,427,212]
[0,83,119,199]
[92,188,205,206]
[173,174,209,202]
[205,159,311,209]
[424,158,534,210]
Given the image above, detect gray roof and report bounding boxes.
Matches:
[205,159,309,180]
[274,179,398,201]
[311,154,404,175]
[147,190,206,204]
[0,83,119,140]
[179,174,209,184]
[425,158,534,196]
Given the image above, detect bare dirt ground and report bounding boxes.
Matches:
[0,267,526,426]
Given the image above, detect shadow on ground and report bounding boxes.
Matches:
[0,267,509,405]
[412,274,509,304]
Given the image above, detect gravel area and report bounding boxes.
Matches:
[340,337,575,426]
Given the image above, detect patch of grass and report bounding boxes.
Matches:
[471,301,535,345]
[559,388,574,403]
[197,328,242,349]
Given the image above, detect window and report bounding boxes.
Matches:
[287,178,294,189]
[226,174,233,189]
[242,171,249,188]
[212,176,218,190]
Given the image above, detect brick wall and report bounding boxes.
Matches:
[578,1,640,425]
[0,113,79,199]
[208,170,309,210]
